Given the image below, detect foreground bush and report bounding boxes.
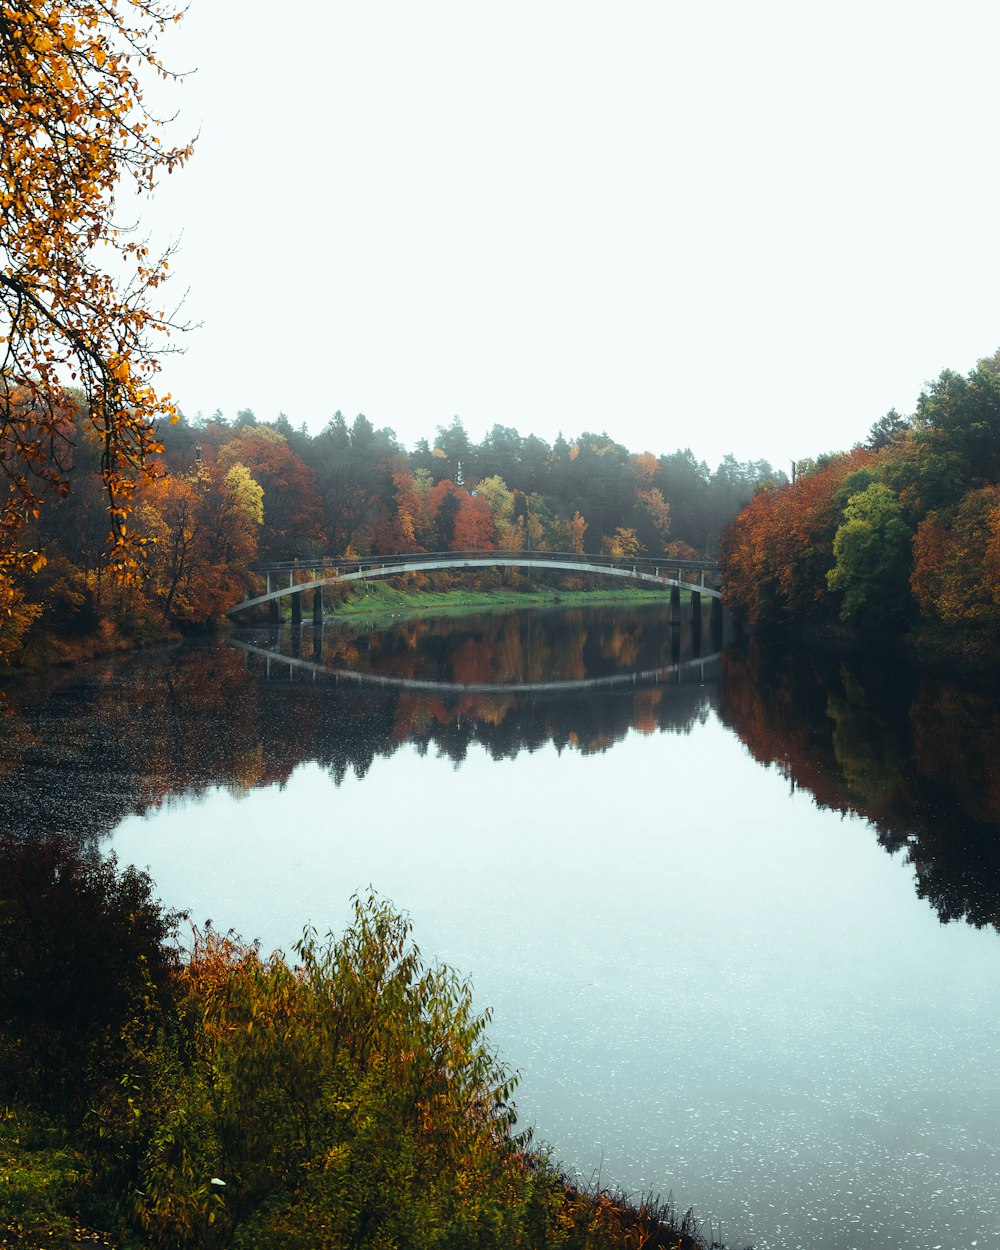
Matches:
[0,834,181,1120]
[2,844,727,1249]
[90,896,557,1248]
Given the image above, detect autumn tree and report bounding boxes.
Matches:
[566,509,587,554]
[138,461,263,623]
[0,0,193,619]
[383,464,426,552]
[602,527,643,559]
[910,485,1000,630]
[474,474,520,546]
[452,490,495,549]
[217,428,323,561]
[720,449,874,626]
[429,479,461,549]
[910,511,950,618]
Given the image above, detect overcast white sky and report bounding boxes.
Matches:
[140,1,1000,471]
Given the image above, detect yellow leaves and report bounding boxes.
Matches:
[0,0,192,608]
[106,353,130,382]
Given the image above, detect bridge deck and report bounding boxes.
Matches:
[230,549,721,615]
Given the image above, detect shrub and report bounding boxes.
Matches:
[115,896,559,1249]
[0,834,182,1120]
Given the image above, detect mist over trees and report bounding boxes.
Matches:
[11,406,783,658]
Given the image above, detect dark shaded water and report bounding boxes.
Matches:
[2,603,999,1250]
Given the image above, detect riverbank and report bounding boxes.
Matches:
[0,1106,725,1250]
[0,845,730,1250]
[6,583,689,680]
[318,579,686,621]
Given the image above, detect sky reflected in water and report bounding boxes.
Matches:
[4,608,999,1250]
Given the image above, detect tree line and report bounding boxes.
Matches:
[8,399,783,662]
[0,0,770,668]
[720,350,1000,656]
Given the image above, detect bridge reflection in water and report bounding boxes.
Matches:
[230,594,731,694]
[231,635,724,694]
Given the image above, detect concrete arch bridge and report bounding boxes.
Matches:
[228,549,722,624]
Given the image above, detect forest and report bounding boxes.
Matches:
[4,398,782,666]
[719,350,1000,659]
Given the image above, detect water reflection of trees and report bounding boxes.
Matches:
[8,614,995,933]
[0,608,717,845]
[718,641,1000,931]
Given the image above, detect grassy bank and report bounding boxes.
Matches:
[0,1104,727,1250]
[311,579,685,621]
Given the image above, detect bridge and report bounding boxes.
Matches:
[228,549,722,624]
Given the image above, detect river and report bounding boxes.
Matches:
[2,602,998,1250]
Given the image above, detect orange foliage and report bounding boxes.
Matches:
[218,432,323,559]
[909,485,1000,626]
[601,527,642,559]
[721,449,874,625]
[427,480,497,550]
[453,492,496,549]
[138,462,261,622]
[567,510,587,555]
[390,468,426,551]
[1,1,193,579]
[631,451,659,491]
[910,513,950,615]
[638,485,671,545]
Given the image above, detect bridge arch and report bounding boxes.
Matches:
[228,549,721,619]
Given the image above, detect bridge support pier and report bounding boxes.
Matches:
[690,590,702,652]
[312,585,323,622]
[710,595,724,645]
[266,571,280,624]
[669,584,681,622]
[291,590,302,626]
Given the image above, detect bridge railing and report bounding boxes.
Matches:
[255,549,720,577]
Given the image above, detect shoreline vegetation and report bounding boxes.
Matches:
[0,841,733,1250]
[719,351,1000,670]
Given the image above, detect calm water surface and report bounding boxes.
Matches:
[3,604,999,1250]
